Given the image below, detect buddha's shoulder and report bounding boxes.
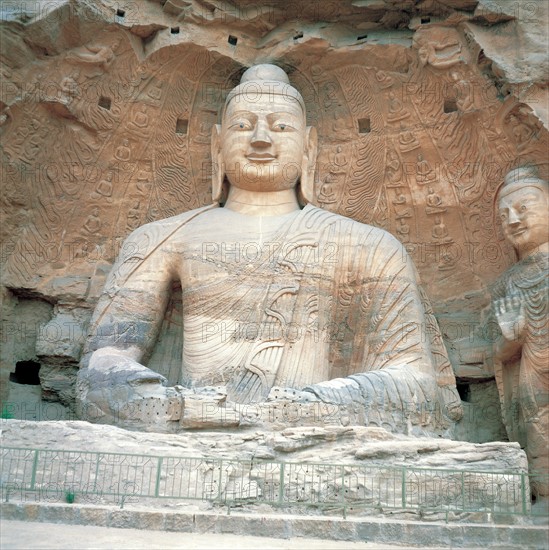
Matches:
[123,204,218,243]
[308,206,405,251]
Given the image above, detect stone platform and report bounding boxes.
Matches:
[1,502,548,549]
[2,420,547,548]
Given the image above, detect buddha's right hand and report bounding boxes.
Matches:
[76,347,177,427]
[87,346,168,388]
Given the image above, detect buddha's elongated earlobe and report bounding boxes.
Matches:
[298,126,318,205]
[211,124,225,203]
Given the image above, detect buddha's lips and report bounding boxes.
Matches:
[246,153,277,162]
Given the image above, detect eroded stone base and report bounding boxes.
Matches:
[1,420,531,519]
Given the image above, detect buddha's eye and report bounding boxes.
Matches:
[273,122,291,131]
[232,121,251,130]
[520,204,527,212]
[500,213,508,221]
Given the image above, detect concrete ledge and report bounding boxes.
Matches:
[1,502,548,549]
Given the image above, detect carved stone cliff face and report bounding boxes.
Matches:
[1,0,547,419]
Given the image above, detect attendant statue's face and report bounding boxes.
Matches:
[498,184,549,257]
[221,94,306,192]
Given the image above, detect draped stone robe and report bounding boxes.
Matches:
[491,251,549,495]
[82,204,461,427]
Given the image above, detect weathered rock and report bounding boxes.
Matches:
[0,419,531,516]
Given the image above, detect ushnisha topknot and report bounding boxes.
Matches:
[223,63,306,116]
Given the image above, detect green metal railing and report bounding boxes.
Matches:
[1,447,546,517]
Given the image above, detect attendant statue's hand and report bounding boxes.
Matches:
[493,295,526,342]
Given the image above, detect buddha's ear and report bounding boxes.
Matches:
[299,126,318,205]
[211,124,224,203]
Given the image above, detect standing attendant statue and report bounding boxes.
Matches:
[492,166,549,502]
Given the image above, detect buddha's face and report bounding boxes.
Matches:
[498,185,549,257]
[220,93,306,192]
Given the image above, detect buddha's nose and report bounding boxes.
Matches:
[251,121,271,148]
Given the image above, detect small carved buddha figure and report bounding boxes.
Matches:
[81,207,102,235]
[77,64,461,433]
[426,187,447,215]
[387,92,410,122]
[398,124,420,152]
[431,216,449,241]
[114,139,131,161]
[416,154,436,185]
[92,172,114,202]
[396,217,411,242]
[126,201,141,231]
[331,145,347,173]
[132,106,149,128]
[375,69,393,89]
[385,149,403,186]
[317,174,337,206]
[426,187,442,208]
[491,166,549,502]
[392,192,406,205]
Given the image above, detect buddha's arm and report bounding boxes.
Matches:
[76,224,180,425]
[304,235,446,427]
[80,223,175,376]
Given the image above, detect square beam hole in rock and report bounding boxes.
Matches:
[176,118,188,135]
[228,35,238,46]
[358,117,371,134]
[444,99,458,113]
[294,31,304,40]
[421,17,431,24]
[171,27,180,34]
[98,96,111,110]
[116,8,125,17]
[357,34,368,41]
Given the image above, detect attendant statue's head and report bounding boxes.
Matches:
[497,166,549,259]
[211,64,317,205]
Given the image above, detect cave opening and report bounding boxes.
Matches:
[10,360,41,385]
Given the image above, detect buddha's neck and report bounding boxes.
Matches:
[224,186,300,216]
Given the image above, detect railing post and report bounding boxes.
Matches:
[93,453,101,493]
[401,467,406,509]
[155,457,163,498]
[30,450,39,490]
[341,465,346,518]
[217,460,223,504]
[278,462,285,505]
[521,472,527,515]
[461,471,465,511]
